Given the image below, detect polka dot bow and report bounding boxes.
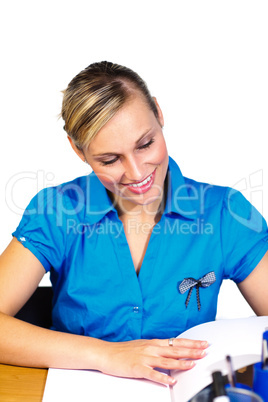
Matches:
[177,271,216,311]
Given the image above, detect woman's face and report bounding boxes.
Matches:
[72,94,169,210]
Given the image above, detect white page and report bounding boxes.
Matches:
[42,367,171,402]
[171,316,268,402]
[42,316,268,402]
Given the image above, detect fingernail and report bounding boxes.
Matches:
[185,360,195,368]
[201,341,209,347]
[169,377,176,385]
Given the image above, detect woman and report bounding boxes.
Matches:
[0,61,267,386]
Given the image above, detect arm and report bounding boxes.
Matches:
[238,251,268,316]
[0,238,208,385]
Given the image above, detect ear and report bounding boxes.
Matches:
[67,136,86,162]
[152,97,164,128]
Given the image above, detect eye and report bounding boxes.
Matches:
[100,156,119,166]
[138,138,155,150]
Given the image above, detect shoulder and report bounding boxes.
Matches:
[20,174,93,229]
[184,177,267,233]
[184,176,228,199]
[167,156,231,218]
[41,174,90,201]
[11,175,92,272]
[182,176,230,215]
[30,174,90,207]
[183,177,263,224]
[168,156,228,205]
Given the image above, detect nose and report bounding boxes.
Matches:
[123,155,144,182]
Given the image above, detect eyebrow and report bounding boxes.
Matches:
[92,129,153,157]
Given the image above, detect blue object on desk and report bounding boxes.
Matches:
[253,362,268,401]
[226,387,263,402]
[252,328,268,401]
[261,329,268,370]
[225,384,251,392]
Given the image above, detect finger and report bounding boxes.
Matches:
[174,338,209,349]
[141,356,196,383]
[162,346,207,360]
[151,355,197,371]
[141,366,177,386]
[158,338,208,349]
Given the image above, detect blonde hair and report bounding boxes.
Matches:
[61,61,158,149]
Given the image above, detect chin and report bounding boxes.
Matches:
[122,188,164,207]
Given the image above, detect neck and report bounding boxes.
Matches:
[110,179,167,223]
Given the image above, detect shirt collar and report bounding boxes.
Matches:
[83,156,199,225]
[164,156,199,220]
[82,172,117,225]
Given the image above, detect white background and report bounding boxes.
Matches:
[0,0,267,318]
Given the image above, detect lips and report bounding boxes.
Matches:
[121,169,156,195]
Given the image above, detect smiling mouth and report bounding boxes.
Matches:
[126,172,153,188]
[122,170,155,187]
[121,169,156,195]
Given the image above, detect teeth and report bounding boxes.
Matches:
[128,173,152,188]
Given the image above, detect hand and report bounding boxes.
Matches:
[98,338,208,385]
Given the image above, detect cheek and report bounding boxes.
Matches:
[93,168,122,191]
[158,142,168,163]
[99,178,117,192]
[150,137,169,165]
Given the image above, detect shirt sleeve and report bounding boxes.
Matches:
[221,187,268,283]
[12,187,67,272]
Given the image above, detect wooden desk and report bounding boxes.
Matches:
[0,363,253,401]
[0,364,48,401]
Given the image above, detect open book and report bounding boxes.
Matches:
[42,316,268,402]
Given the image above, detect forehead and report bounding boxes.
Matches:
[88,95,157,154]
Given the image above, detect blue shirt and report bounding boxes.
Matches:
[13,157,268,341]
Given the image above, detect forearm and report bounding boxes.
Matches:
[0,312,208,385]
[0,312,105,370]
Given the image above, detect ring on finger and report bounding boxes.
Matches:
[168,338,175,347]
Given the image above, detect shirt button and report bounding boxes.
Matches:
[133,306,139,313]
